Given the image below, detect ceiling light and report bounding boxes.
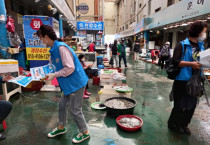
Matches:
[181,23,188,26]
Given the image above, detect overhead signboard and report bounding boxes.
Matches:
[144,0,210,30]
[77,21,104,30]
[134,19,144,34]
[78,3,89,14]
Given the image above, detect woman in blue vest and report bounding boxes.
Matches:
[37,25,90,143]
[168,21,207,135]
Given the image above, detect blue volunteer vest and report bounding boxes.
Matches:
[175,38,204,81]
[49,40,88,95]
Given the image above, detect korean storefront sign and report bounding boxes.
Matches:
[23,16,51,60]
[144,0,210,30]
[77,21,104,30]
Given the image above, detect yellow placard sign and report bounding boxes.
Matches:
[26,47,51,60]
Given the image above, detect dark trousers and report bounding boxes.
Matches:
[168,106,196,128]
[119,53,127,67]
[0,101,12,123]
[85,68,98,90]
[85,69,98,77]
[168,81,197,128]
[160,57,168,69]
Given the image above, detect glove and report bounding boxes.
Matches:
[46,73,56,81]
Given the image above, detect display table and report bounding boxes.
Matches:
[0,59,21,101]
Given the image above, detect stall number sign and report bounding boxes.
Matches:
[26,47,51,60]
[30,18,43,30]
[78,3,89,14]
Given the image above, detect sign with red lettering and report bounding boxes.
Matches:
[30,18,43,30]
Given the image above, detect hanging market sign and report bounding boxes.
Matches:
[23,16,51,60]
[77,21,104,30]
[78,3,89,14]
[144,0,210,30]
[134,19,144,34]
[26,47,51,60]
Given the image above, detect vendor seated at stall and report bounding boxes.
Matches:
[78,54,98,98]
[0,76,13,140]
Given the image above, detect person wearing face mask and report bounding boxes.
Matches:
[78,54,98,98]
[168,21,207,135]
[37,25,90,143]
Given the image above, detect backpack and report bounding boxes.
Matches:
[134,44,140,52]
[161,46,169,57]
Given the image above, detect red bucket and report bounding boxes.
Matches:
[93,77,100,85]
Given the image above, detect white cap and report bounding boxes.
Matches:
[165,41,170,45]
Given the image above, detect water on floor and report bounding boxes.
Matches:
[1,54,210,145]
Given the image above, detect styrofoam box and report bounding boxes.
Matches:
[100,78,114,83]
[99,88,132,102]
[103,85,113,89]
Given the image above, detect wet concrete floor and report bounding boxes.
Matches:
[1,54,210,145]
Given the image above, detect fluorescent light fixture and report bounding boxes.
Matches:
[181,23,188,26]
[164,27,168,30]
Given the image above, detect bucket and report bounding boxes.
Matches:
[93,76,100,85]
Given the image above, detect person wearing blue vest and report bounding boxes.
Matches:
[168,21,207,135]
[0,76,13,140]
[37,25,90,143]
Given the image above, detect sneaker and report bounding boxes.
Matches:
[48,127,67,138]
[72,133,90,143]
[183,127,191,135]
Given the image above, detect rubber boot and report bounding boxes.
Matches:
[85,89,91,96]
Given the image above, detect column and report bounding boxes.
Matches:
[144,30,149,53]
[172,30,177,49]
[59,17,63,40]
[0,0,11,58]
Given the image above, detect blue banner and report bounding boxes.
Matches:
[23,16,52,47]
[134,19,144,34]
[77,21,104,30]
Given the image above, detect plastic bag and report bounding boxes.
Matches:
[186,69,204,98]
[5,17,15,33]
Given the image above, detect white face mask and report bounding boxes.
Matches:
[198,33,206,42]
[82,59,85,61]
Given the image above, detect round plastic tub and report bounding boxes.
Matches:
[104,97,137,117]
[116,115,143,132]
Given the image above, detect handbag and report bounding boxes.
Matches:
[186,69,204,98]
[165,44,186,80]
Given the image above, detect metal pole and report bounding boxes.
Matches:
[102,0,104,46]
[59,16,63,40]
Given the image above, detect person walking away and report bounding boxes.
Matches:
[133,40,140,61]
[37,25,90,143]
[0,75,13,140]
[78,54,98,98]
[117,39,127,68]
[110,40,118,67]
[160,41,171,69]
[168,21,207,135]
[88,42,95,52]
